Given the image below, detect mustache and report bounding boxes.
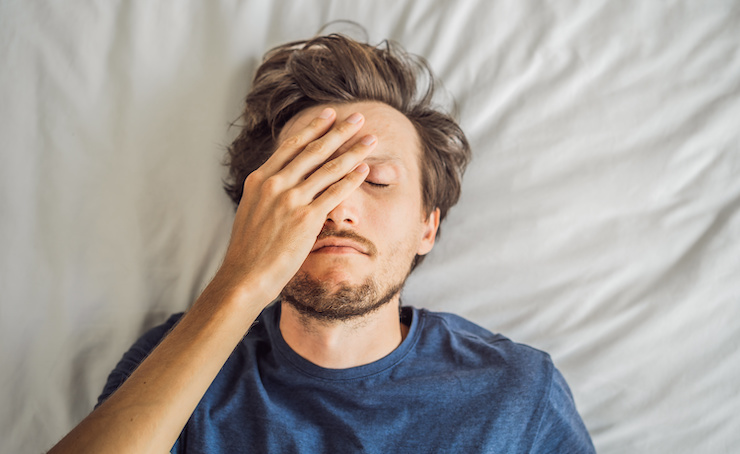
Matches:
[316,227,378,256]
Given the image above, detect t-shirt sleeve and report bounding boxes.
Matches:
[95,313,184,408]
[529,367,596,454]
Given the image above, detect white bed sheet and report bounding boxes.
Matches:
[1,1,739,452]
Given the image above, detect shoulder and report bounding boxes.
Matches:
[413,309,595,452]
[96,313,184,407]
[529,367,596,452]
[128,312,185,356]
[415,308,555,381]
[410,308,557,413]
[97,304,279,407]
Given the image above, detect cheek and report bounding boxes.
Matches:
[364,195,413,228]
[367,201,426,250]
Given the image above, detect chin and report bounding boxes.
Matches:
[299,265,366,290]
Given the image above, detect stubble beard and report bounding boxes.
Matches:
[280,272,406,323]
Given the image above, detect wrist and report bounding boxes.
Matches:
[201,266,280,315]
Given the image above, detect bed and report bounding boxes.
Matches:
[1,1,738,452]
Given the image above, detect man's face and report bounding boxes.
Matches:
[279,102,439,320]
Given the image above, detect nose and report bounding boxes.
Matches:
[325,193,360,227]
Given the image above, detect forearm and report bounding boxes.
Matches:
[49,276,268,454]
[49,107,373,453]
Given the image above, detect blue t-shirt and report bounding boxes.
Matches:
[99,304,595,453]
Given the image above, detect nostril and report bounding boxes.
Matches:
[326,204,357,225]
[325,215,354,224]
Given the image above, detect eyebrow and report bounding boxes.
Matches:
[364,154,403,165]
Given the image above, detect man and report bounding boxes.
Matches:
[50,34,595,453]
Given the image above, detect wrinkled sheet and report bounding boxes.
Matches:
[1,1,738,452]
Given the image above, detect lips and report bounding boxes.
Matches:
[311,238,369,255]
[310,228,378,257]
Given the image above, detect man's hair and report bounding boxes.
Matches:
[224,34,471,268]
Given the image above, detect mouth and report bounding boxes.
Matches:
[311,239,369,255]
[309,228,378,257]
[311,245,365,255]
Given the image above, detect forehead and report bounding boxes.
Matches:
[280,101,422,168]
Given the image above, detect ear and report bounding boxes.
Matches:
[416,208,440,256]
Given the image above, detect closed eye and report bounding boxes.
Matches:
[365,181,389,188]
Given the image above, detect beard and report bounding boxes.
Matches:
[281,271,404,323]
[281,225,419,323]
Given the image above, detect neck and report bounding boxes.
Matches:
[279,299,409,369]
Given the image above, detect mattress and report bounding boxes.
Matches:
[1,1,738,452]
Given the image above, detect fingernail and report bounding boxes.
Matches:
[361,135,376,146]
[354,163,369,173]
[346,113,363,124]
[319,108,333,119]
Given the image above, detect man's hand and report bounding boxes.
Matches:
[48,107,376,454]
[217,107,376,303]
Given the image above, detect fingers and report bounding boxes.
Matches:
[259,107,337,177]
[312,162,370,213]
[279,112,366,182]
[297,133,377,197]
[250,107,375,214]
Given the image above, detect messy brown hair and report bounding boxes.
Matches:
[224,34,471,268]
